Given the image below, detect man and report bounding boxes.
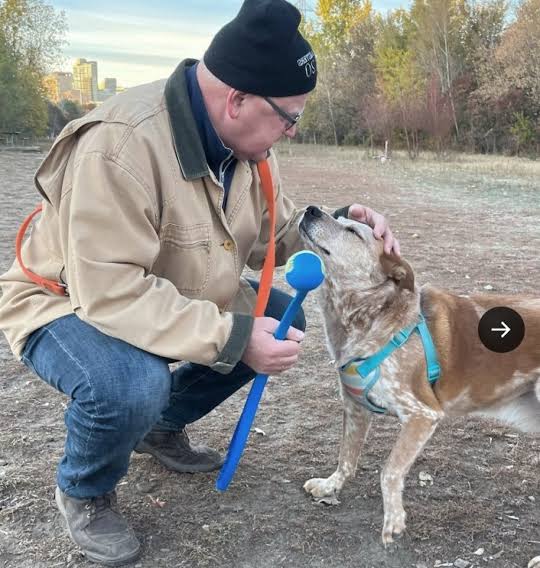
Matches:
[0,0,399,565]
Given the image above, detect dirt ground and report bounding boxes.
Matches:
[0,145,538,568]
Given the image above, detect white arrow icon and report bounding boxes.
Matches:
[491,321,510,338]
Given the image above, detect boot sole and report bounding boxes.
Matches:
[134,443,223,473]
[55,488,142,567]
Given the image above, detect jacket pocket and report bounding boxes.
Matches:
[153,223,211,296]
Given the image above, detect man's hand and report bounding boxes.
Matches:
[241,317,304,375]
[349,204,400,256]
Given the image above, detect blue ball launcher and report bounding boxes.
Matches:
[216,250,325,491]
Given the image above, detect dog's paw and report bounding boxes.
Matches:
[303,477,339,499]
[381,509,406,545]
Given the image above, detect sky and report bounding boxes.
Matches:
[51,0,410,88]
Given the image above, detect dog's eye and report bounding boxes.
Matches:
[346,227,363,240]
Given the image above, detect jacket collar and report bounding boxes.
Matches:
[185,62,235,183]
[165,59,210,180]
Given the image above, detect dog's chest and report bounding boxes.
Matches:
[339,348,437,419]
[339,360,402,414]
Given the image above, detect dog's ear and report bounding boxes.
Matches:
[381,253,415,292]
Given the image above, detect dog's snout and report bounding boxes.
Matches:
[306,205,323,218]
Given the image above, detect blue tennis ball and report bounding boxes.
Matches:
[285,251,325,291]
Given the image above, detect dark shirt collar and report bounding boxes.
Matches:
[164,60,208,180]
[185,62,234,183]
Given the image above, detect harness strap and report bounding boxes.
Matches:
[416,316,441,383]
[16,204,68,296]
[354,321,418,379]
[341,367,385,414]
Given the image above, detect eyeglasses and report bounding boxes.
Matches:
[263,96,303,131]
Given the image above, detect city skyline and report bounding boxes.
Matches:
[51,0,411,88]
[44,62,120,106]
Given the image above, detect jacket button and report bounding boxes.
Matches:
[223,239,235,252]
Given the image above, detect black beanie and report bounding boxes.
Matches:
[203,0,317,97]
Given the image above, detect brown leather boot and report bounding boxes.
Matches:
[134,428,223,473]
[55,487,141,566]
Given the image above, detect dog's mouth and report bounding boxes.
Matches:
[299,221,331,255]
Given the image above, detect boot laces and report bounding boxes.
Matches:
[84,492,118,520]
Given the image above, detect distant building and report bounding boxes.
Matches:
[43,72,74,103]
[73,58,98,104]
[97,77,118,102]
[45,63,125,109]
[57,72,73,94]
[101,78,117,91]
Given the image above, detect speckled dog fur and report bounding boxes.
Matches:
[299,208,540,544]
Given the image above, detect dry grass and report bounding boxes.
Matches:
[278,142,540,180]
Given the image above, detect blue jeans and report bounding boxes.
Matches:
[21,280,305,499]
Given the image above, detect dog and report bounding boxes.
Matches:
[299,205,540,544]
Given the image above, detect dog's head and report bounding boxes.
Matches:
[299,206,414,293]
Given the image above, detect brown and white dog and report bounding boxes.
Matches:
[299,206,540,544]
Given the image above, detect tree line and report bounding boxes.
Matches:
[0,0,71,138]
[1,0,538,157]
[298,0,540,157]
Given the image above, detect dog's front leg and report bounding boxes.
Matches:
[304,400,371,499]
[380,412,439,544]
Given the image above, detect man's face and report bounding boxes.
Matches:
[221,92,309,162]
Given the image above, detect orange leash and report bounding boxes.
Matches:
[16,204,68,296]
[254,159,276,317]
[15,159,276,304]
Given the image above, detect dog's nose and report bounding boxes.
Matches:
[306,205,323,218]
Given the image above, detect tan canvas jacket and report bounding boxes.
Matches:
[0,60,349,372]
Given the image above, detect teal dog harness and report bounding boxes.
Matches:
[339,313,441,414]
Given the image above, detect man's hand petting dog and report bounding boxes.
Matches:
[348,203,400,256]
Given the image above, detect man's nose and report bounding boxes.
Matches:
[284,124,297,138]
[306,205,323,218]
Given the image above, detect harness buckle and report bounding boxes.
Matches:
[391,329,411,348]
[427,363,441,383]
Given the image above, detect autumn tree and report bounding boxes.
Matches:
[0,0,66,136]
[472,0,539,153]
[300,0,374,145]
[361,93,395,152]
[476,0,540,112]
[408,0,469,139]
[295,0,536,155]
[370,10,425,157]
[423,73,454,153]
[0,0,66,73]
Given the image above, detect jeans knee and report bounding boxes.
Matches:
[126,375,170,430]
[89,356,171,433]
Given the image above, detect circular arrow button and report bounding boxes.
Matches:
[478,307,525,353]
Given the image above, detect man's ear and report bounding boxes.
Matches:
[380,253,415,292]
[226,90,247,119]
